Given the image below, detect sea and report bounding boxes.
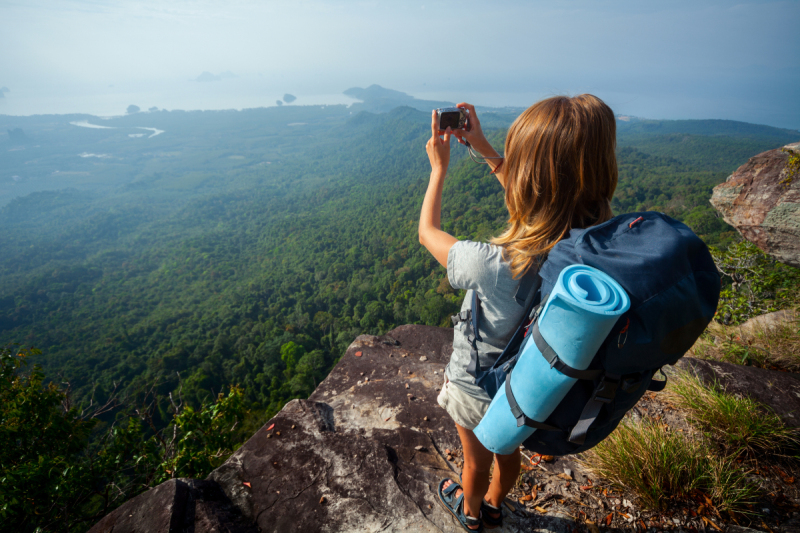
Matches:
[0,76,797,131]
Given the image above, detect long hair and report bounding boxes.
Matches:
[492,94,618,278]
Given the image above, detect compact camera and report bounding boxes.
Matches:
[436,107,468,131]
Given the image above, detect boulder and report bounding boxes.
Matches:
[710,141,800,267]
[87,478,257,533]
[207,324,578,532]
[734,308,797,338]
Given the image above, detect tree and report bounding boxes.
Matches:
[711,241,800,324]
[283,93,296,104]
[0,344,247,532]
[126,105,140,114]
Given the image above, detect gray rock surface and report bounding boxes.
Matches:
[710,141,800,267]
[207,324,579,532]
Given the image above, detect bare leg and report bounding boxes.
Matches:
[484,447,521,510]
[442,423,494,527]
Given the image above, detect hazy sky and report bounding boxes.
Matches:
[1,0,798,128]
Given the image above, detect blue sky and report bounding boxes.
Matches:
[1,0,798,128]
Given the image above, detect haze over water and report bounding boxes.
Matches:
[1,0,798,129]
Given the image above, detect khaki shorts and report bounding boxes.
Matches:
[437,376,492,431]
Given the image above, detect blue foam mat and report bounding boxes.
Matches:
[474,265,630,454]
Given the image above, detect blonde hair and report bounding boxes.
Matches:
[492,94,618,277]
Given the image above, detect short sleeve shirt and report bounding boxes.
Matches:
[446,240,540,401]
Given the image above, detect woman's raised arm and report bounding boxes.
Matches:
[419,110,458,268]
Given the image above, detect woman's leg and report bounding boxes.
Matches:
[484,447,521,510]
[445,423,494,523]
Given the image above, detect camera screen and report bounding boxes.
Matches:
[439,111,463,130]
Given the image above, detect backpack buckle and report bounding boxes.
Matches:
[592,374,621,404]
[451,310,470,326]
[621,375,642,394]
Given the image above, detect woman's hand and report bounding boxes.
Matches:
[426,110,452,175]
[452,103,498,159]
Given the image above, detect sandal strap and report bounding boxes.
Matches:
[480,501,502,527]
[457,495,481,529]
[442,482,460,497]
[464,513,481,527]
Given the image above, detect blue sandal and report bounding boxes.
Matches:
[480,500,503,529]
[437,479,483,532]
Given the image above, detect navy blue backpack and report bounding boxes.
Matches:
[460,212,720,456]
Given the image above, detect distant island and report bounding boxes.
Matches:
[196,71,221,82]
[343,84,454,113]
[196,71,237,82]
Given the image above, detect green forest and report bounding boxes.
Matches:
[1,100,798,530]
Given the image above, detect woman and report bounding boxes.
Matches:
[419,95,618,531]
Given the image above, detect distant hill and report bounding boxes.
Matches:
[617,118,799,140]
[343,84,454,113]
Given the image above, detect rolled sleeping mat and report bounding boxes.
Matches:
[473,264,630,455]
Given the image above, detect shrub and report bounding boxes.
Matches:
[711,241,800,324]
[0,343,246,532]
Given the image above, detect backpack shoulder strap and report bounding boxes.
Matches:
[461,268,539,381]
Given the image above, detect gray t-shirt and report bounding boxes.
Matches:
[446,240,540,400]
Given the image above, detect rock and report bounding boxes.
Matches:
[87,478,257,533]
[736,309,797,338]
[710,141,800,267]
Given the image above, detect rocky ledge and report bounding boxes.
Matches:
[710,141,800,267]
[90,324,800,533]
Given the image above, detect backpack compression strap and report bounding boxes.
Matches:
[531,322,603,381]
[504,365,561,431]
[460,269,539,381]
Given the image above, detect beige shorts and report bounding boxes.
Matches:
[437,376,492,431]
